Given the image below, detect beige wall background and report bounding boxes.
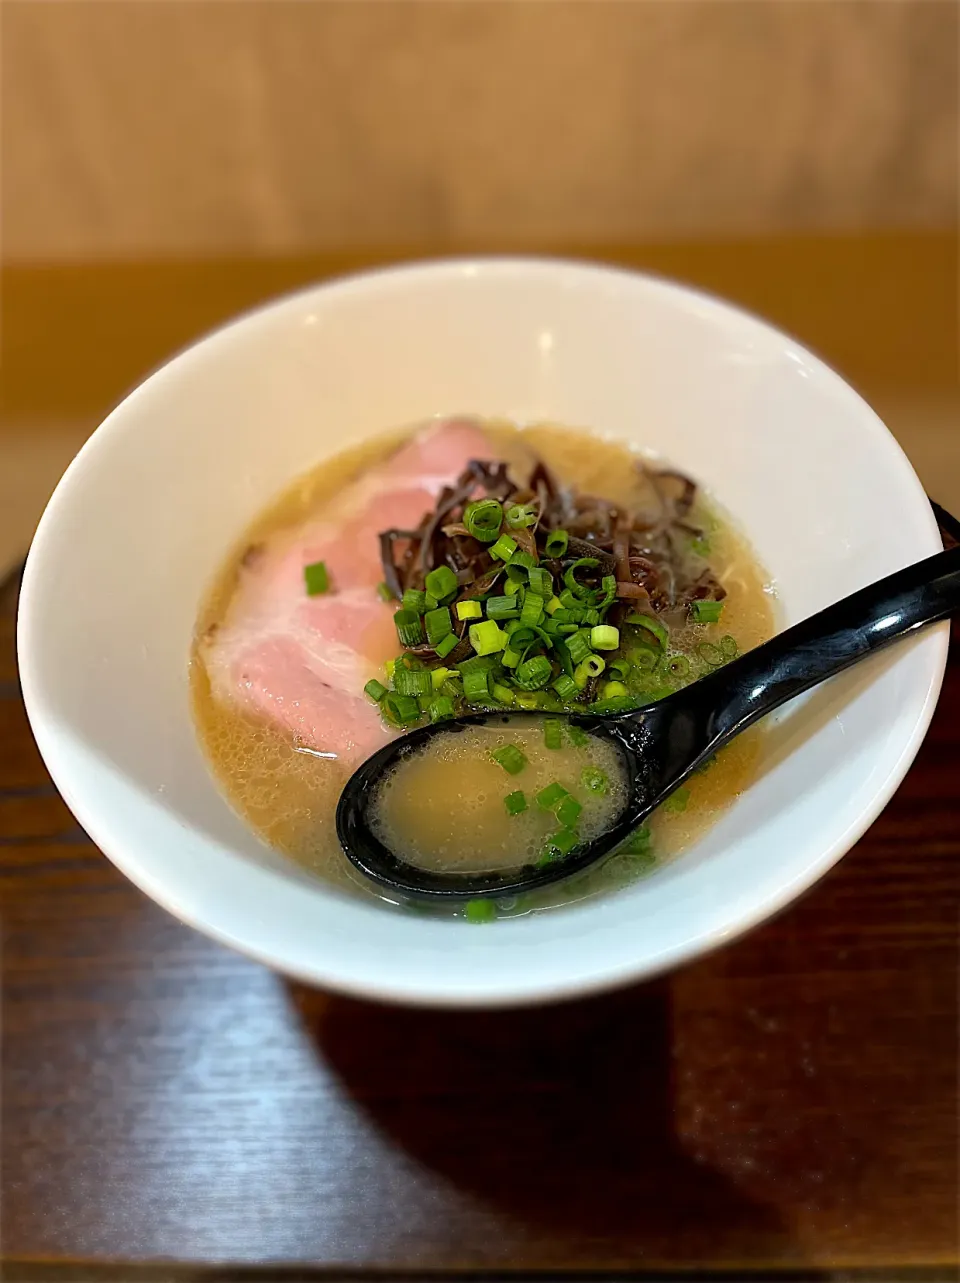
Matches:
[3,0,957,261]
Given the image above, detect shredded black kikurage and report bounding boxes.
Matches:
[378,455,725,655]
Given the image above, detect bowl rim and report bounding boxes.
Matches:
[17,254,949,1007]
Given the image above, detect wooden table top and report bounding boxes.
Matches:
[2,235,958,1280]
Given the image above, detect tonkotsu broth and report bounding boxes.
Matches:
[191,420,776,915]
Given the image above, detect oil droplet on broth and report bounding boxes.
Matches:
[370,720,628,874]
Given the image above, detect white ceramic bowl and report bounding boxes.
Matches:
[18,258,946,1007]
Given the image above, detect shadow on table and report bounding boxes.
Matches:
[290,978,795,1263]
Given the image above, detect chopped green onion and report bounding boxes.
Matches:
[720,634,739,660]
[463,498,503,543]
[697,642,724,667]
[501,646,522,669]
[537,781,569,810]
[514,655,553,690]
[463,667,492,701]
[626,612,669,649]
[542,827,579,859]
[691,599,724,624]
[385,659,396,680]
[491,682,516,705]
[394,666,432,697]
[566,630,593,664]
[690,536,711,557]
[504,577,521,597]
[564,557,600,599]
[581,766,608,794]
[629,645,659,671]
[425,565,458,602]
[619,823,652,853]
[425,606,453,647]
[469,619,507,656]
[505,502,537,529]
[428,695,455,722]
[544,529,569,558]
[491,744,527,775]
[600,680,629,699]
[567,724,590,748]
[591,624,620,651]
[456,599,483,621]
[663,787,690,814]
[486,595,520,620]
[382,692,421,724]
[490,534,518,562]
[429,667,454,690]
[465,898,497,923]
[582,608,601,627]
[555,794,582,828]
[424,592,439,611]
[543,718,563,750]
[520,594,544,627]
[552,673,578,701]
[666,654,691,679]
[545,595,562,615]
[402,587,427,614]
[377,581,395,602]
[364,678,388,703]
[575,654,605,683]
[303,561,330,595]
[608,658,631,681]
[434,631,460,659]
[504,790,527,816]
[509,549,537,571]
[528,566,553,597]
[394,609,425,646]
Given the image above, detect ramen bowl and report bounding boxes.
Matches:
[18,258,946,1007]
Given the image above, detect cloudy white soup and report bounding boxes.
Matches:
[192,418,775,920]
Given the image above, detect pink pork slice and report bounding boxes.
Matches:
[202,418,493,766]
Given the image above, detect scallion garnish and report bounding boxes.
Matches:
[425,565,458,602]
[491,744,527,775]
[428,695,455,722]
[402,587,427,614]
[486,595,520,620]
[555,794,582,828]
[575,655,605,685]
[542,827,578,859]
[504,790,527,815]
[491,682,516,705]
[514,655,552,690]
[581,766,608,794]
[544,529,569,558]
[394,666,432,697]
[509,549,537,570]
[619,823,652,853]
[431,666,455,689]
[364,679,388,703]
[377,582,395,602]
[519,594,544,628]
[505,502,537,529]
[490,533,518,562]
[666,654,691,679]
[566,724,589,748]
[537,781,569,810]
[626,612,669,650]
[590,624,619,651]
[527,566,552,597]
[463,667,492,702]
[663,787,690,814]
[543,718,563,750]
[469,619,507,656]
[501,646,522,668]
[465,898,497,923]
[425,606,453,647]
[545,595,563,615]
[463,498,503,543]
[720,634,739,660]
[691,600,724,624]
[600,680,629,699]
[382,692,421,725]
[552,674,577,701]
[563,557,600,599]
[456,600,483,621]
[565,630,593,664]
[697,641,724,667]
[303,560,330,595]
[393,609,425,646]
[434,631,460,659]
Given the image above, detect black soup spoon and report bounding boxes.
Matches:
[337,517,960,901]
